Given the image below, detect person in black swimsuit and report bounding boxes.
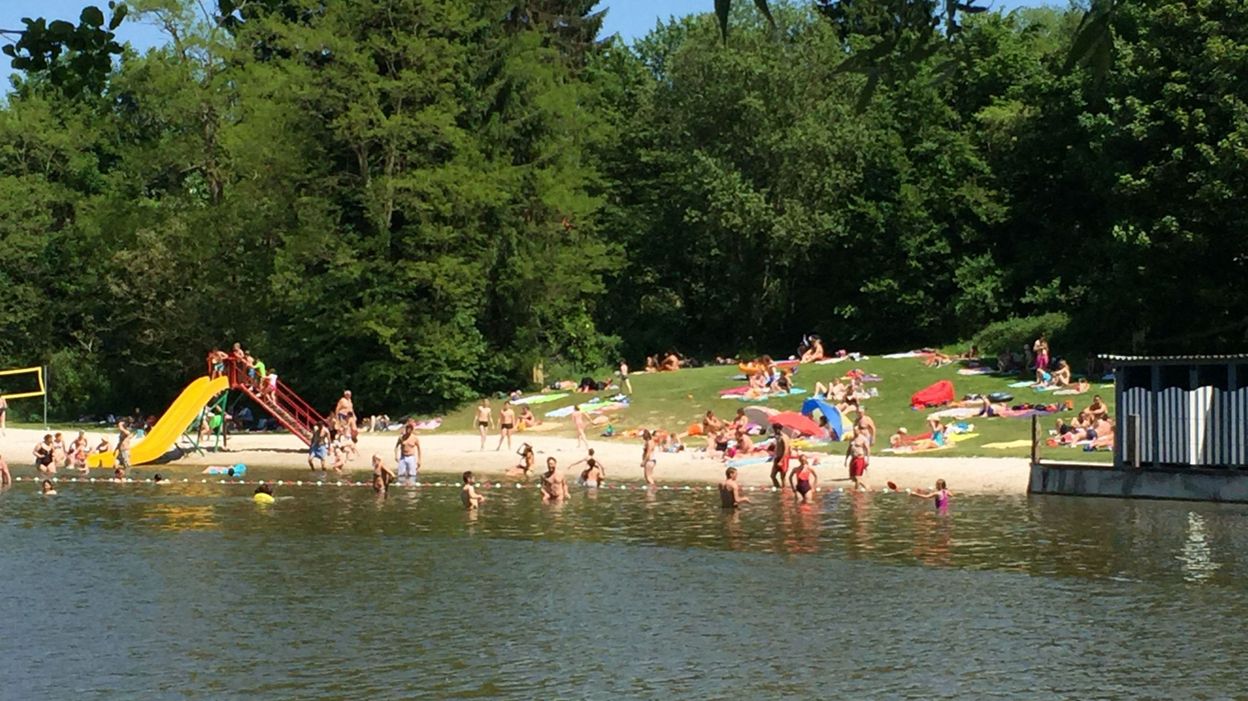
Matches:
[33,434,54,474]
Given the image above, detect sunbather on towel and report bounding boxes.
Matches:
[1051,359,1072,386]
[800,336,825,363]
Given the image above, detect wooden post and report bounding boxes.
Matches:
[1031,414,1040,465]
[1128,413,1141,468]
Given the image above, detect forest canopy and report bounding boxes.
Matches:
[2,0,1246,416]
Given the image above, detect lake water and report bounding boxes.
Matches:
[3,473,1248,699]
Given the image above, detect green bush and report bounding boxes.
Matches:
[973,313,1071,357]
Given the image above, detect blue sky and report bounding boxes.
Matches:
[1,0,1054,83]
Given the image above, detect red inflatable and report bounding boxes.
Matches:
[910,380,954,409]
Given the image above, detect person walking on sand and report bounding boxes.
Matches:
[496,402,516,452]
[308,421,330,472]
[845,426,871,491]
[771,425,791,489]
[572,405,589,449]
[474,399,493,451]
[719,467,750,508]
[461,471,486,509]
[541,457,569,502]
[395,421,422,483]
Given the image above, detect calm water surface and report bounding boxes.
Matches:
[3,471,1248,699]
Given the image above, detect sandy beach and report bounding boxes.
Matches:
[0,426,1031,493]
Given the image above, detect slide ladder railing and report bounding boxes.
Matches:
[220,360,325,446]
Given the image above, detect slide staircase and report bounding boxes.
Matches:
[222,360,325,446]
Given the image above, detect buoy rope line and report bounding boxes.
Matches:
[11,475,902,494]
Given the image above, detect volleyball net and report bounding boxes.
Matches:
[0,365,46,400]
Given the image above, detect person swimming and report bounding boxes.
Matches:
[253,483,275,504]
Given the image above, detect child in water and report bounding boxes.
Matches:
[253,482,275,504]
[461,471,486,509]
[41,479,57,495]
[909,479,952,512]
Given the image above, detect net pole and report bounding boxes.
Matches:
[43,365,49,429]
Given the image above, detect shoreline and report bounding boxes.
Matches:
[1,426,1031,494]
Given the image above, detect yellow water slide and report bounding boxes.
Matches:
[89,375,229,468]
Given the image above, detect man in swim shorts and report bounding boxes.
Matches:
[474,399,492,451]
[719,467,750,508]
[308,421,330,472]
[394,421,422,483]
[770,425,791,488]
[845,426,871,491]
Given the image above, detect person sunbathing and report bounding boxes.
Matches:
[1085,395,1109,420]
[976,395,1009,418]
[661,352,682,372]
[518,406,539,428]
[645,355,659,372]
[732,429,754,456]
[814,379,847,402]
[1089,418,1115,449]
[743,372,770,399]
[1051,359,1072,386]
[771,368,793,393]
[800,336,825,363]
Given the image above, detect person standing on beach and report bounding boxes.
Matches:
[395,422,422,483]
[640,430,657,485]
[334,390,355,437]
[496,402,516,452]
[771,425,791,488]
[845,426,871,492]
[308,422,330,472]
[116,419,133,475]
[0,395,7,436]
[474,400,493,451]
[572,405,589,449]
[541,457,569,502]
[719,467,750,508]
[855,406,876,446]
[461,471,486,509]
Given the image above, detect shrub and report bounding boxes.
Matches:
[973,313,1071,357]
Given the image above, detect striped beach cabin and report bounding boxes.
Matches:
[1109,355,1248,469]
